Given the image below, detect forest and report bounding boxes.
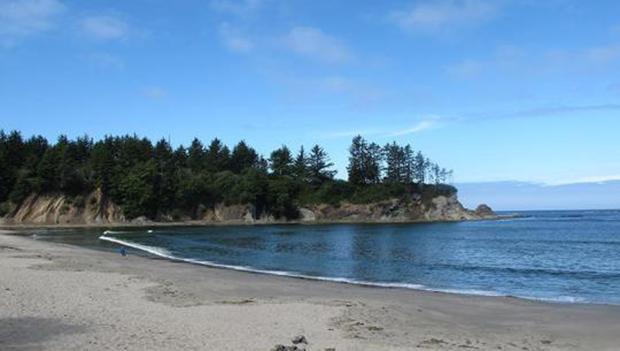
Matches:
[0,130,455,220]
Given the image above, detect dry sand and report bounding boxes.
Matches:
[1,230,619,351]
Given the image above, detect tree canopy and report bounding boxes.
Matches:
[0,130,455,220]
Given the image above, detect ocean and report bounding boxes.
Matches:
[31,210,620,305]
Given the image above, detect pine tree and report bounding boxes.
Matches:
[307,144,336,184]
[413,152,426,184]
[293,146,309,181]
[205,138,230,173]
[347,135,367,185]
[187,138,206,172]
[230,141,258,173]
[269,145,294,176]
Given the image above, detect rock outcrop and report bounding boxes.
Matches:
[474,204,496,218]
[1,189,123,225]
[1,191,495,225]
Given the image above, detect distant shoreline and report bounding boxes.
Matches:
[0,214,513,231]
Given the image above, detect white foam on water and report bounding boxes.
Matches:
[522,295,588,304]
[98,234,595,304]
[99,235,173,257]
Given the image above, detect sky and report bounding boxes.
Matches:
[1,0,620,195]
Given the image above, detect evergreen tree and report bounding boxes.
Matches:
[293,146,309,181]
[187,138,206,171]
[413,152,427,184]
[205,138,230,172]
[347,135,367,185]
[383,142,403,183]
[307,144,336,184]
[0,130,456,221]
[230,141,258,173]
[402,144,414,183]
[365,142,383,184]
[347,136,382,185]
[269,145,294,176]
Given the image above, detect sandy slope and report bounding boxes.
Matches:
[1,231,619,351]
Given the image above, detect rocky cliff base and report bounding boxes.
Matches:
[0,191,496,226]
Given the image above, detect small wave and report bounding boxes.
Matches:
[103,229,155,235]
[99,235,584,303]
[102,230,126,235]
[520,295,587,304]
[99,235,172,257]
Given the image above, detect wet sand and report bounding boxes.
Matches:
[1,231,619,350]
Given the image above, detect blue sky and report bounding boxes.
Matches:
[1,0,620,186]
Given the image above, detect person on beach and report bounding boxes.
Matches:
[120,247,127,257]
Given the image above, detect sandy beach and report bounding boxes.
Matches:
[1,230,619,351]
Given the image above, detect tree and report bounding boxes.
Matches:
[413,151,427,184]
[0,130,456,221]
[187,138,206,171]
[205,138,230,173]
[230,141,258,173]
[153,138,176,211]
[267,176,300,219]
[118,160,159,219]
[402,144,414,184]
[383,142,404,183]
[293,146,309,181]
[269,145,293,176]
[90,137,116,194]
[365,142,383,184]
[307,144,336,184]
[347,136,382,185]
[347,135,367,185]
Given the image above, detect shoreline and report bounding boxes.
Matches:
[97,230,602,307]
[2,231,620,350]
[0,214,513,230]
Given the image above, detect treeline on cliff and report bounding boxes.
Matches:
[0,130,455,220]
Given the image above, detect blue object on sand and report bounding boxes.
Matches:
[120,247,127,257]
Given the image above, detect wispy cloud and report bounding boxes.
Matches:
[499,104,620,119]
[218,22,253,53]
[608,83,620,95]
[387,118,439,136]
[446,43,620,80]
[389,0,499,34]
[142,86,167,99]
[323,117,440,139]
[586,44,620,64]
[445,59,485,79]
[210,0,264,17]
[443,103,620,123]
[84,52,124,69]
[548,174,620,186]
[80,15,129,41]
[282,26,351,63]
[0,0,65,46]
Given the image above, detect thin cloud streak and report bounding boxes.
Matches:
[322,118,439,139]
[80,15,129,40]
[444,104,620,123]
[282,26,352,63]
[218,22,254,53]
[388,119,438,136]
[389,0,500,34]
[0,0,65,45]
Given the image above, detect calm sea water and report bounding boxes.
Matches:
[31,210,620,304]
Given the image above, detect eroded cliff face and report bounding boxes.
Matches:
[299,194,495,223]
[1,189,124,225]
[1,191,495,225]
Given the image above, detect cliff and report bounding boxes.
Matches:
[1,190,124,225]
[0,191,496,226]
